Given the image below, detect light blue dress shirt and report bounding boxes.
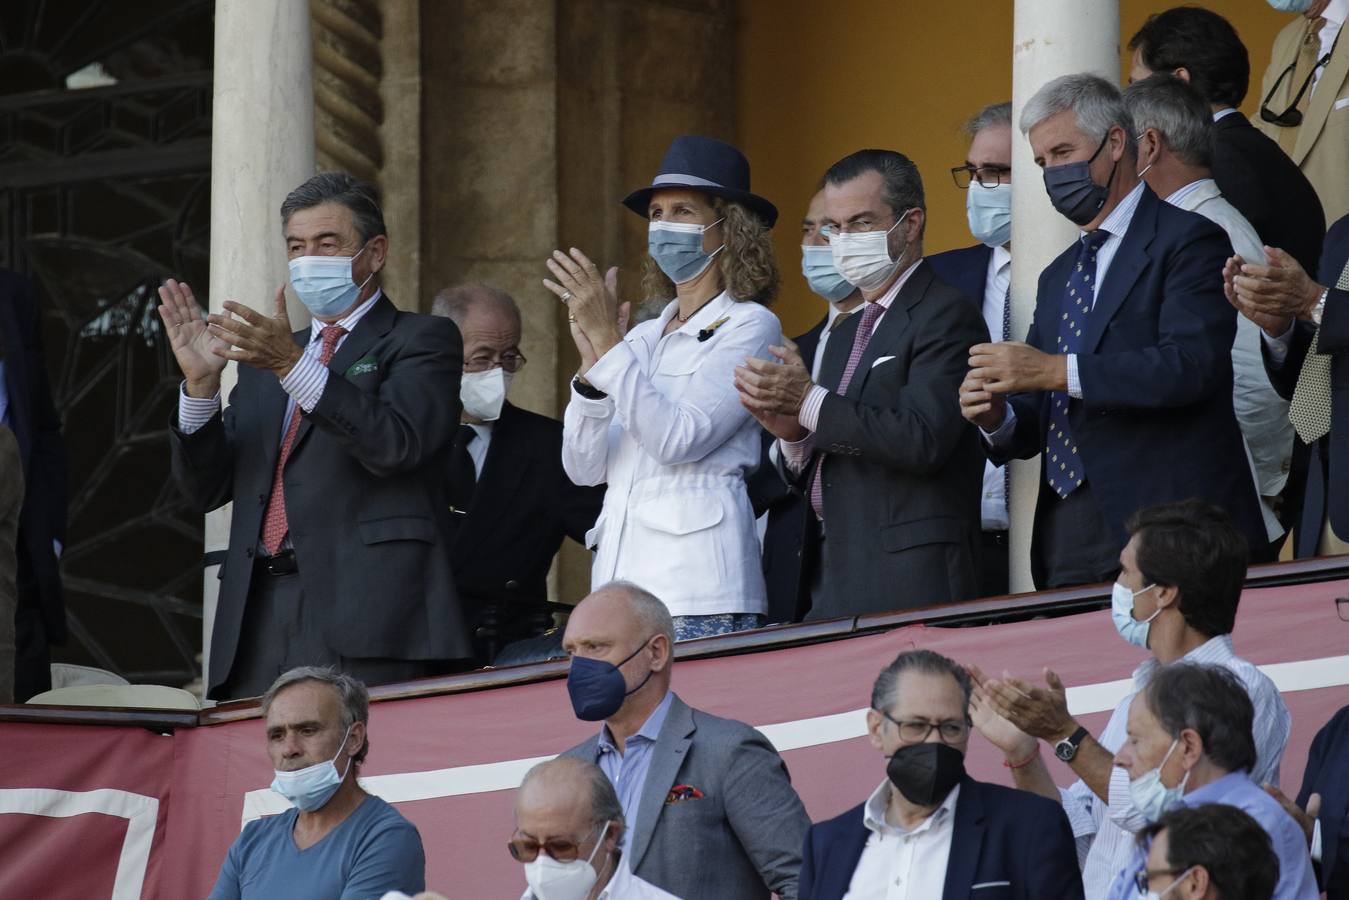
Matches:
[597,690,674,848]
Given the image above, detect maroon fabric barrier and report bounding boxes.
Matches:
[4,579,1347,898]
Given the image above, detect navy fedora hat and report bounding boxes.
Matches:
[622,135,778,228]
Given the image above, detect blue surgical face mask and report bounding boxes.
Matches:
[1267,0,1314,11]
[1043,132,1117,226]
[288,244,373,318]
[270,724,354,812]
[566,640,654,721]
[648,218,724,284]
[800,245,856,304]
[1111,581,1161,649]
[1128,738,1190,823]
[966,181,1012,248]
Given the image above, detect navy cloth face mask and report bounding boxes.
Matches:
[567,640,653,721]
[1042,132,1117,227]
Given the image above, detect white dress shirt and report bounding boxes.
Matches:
[1070,634,1292,897]
[1313,1,1348,96]
[842,780,960,900]
[177,290,383,435]
[520,858,680,900]
[812,302,859,383]
[562,291,780,616]
[1164,179,1291,540]
[981,247,1012,532]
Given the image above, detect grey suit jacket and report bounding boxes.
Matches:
[0,426,22,704]
[563,692,809,900]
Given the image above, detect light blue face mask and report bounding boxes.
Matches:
[966,182,1012,248]
[270,724,354,812]
[1128,738,1190,823]
[1111,581,1161,649]
[288,244,373,318]
[800,245,855,303]
[1267,0,1314,12]
[648,218,724,284]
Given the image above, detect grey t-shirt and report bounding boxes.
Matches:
[209,794,425,900]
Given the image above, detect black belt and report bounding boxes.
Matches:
[256,549,298,576]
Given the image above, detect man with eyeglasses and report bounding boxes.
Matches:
[431,282,603,664]
[511,757,677,900]
[1133,805,1281,900]
[798,649,1082,900]
[930,101,1015,597]
[1257,0,1349,224]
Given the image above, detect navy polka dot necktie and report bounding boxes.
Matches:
[1046,229,1109,499]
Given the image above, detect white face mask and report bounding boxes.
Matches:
[523,820,609,900]
[1128,738,1191,823]
[460,367,512,422]
[1143,866,1196,900]
[829,210,911,293]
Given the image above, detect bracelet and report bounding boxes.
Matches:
[572,376,608,400]
[1004,746,1040,769]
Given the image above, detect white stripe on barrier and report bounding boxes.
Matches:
[0,787,159,899]
[240,653,1349,827]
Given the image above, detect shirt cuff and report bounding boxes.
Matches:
[979,404,1018,447]
[1261,321,1295,369]
[1066,353,1082,399]
[178,383,221,434]
[1058,784,1098,840]
[579,340,635,396]
[779,435,814,474]
[569,380,616,417]
[798,385,829,432]
[1311,817,1322,863]
[280,353,330,414]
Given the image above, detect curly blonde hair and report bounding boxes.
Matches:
[640,198,780,307]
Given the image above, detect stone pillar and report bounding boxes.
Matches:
[1007,1,1120,592]
[203,0,315,684]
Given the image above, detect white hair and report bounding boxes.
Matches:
[1020,73,1137,158]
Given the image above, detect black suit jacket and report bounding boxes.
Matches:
[927,243,994,329]
[1297,704,1349,897]
[785,261,988,615]
[1264,214,1349,549]
[990,187,1266,585]
[1213,111,1325,276]
[799,776,1084,900]
[169,295,472,694]
[448,402,603,616]
[747,317,824,624]
[0,270,67,641]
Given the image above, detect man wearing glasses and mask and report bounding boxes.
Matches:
[511,757,677,900]
[798,649,1082,900]
[431,283,604,664]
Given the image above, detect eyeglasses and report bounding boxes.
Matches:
[464,352,527,374]
[507,830,599,863]
[951,164,1011,189]
[877,709,970,744]
[818,215,899,240]
[1259,45,1335,127]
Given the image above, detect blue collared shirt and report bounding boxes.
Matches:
[597,691,674,847]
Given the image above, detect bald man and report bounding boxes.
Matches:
[560,581,810,900]
[512,757,676,899]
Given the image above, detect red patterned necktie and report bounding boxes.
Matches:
[260,325,346,554]
[809,300,885,520]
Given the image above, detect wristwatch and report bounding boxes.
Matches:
[571,376,608,400]
[1054,726,1090,762]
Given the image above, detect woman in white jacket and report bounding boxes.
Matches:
[543,135,783,641]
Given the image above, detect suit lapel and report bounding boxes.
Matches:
[461,404,530,544]
[1082,189,1156,354]
[1293,34,1349,165]
[845,263,932,398]
[823,814,872,899]
[941,778,986,900]
[259,330,308,473]
[628,694,695,872]
[291,294,396,452]
[819,313,857,391]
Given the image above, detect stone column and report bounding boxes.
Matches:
[1008,1,1119,592]
[203,0,315,685]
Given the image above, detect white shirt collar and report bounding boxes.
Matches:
[861,778,962,836]
[1164,178,1217,207]
[656,290,735,337]
[1134,633,1236,688]
[309,288,382,338]
[1323,0,1347,27]
[1087,182,1146,242]
[1212,107,1240,122]
[991,243,1012,274]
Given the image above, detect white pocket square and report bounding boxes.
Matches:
[870,355,896,368]
[972,882,1011,890]
[1335,96,1349,111]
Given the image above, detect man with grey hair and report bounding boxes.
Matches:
[512,757,677,899]
[931,100,1017,597]
[208,667,426,899]
[160,171,472,700]
[561,581,810,899]
[430,282,602,663]
[799,649,1082,899]
[1124,73,1293,559]
[959,73,1265,588]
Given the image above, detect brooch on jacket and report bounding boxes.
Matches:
[666,784,705,804]
[697,316,731,342]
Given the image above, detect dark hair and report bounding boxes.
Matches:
[1122,74,1216,168]
[1128,7,1250,108]
[1126,500,1248,637]
[280,172,387,244]
[871,649,971,714]
[1139,804,1279,900]
[824,149,925,237]
[1142,663,1257,773]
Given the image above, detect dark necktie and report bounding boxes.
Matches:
[810,300,885,519]
[1046,230,1109,499]
[448,424,479,515]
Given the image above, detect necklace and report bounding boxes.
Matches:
[676,295,719,323]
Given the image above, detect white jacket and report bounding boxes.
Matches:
[563,291,780,616]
